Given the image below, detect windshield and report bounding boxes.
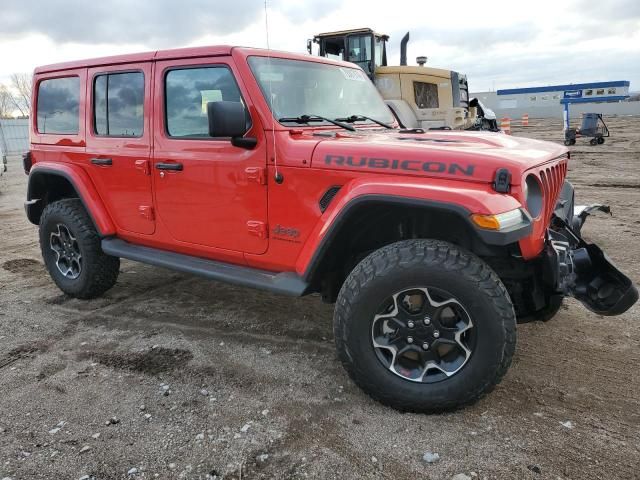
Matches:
[247,56,394,126]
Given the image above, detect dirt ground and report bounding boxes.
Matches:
[1,117,639,480]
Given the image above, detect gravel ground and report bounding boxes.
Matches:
[1,117,639,480]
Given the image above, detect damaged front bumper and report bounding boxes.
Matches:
[545,181,638,316]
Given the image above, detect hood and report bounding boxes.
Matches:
[310,130,568,185]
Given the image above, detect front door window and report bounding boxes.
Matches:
[165,67,243,138]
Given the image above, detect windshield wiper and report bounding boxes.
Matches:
[278,114,355,132]
[335,114,394,129]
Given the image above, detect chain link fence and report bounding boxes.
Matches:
[0,117,29,161]
[0,118,29,174]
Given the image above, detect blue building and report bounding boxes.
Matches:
[472,81,634,118]
[496,81,629,107]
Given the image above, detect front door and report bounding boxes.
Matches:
[152,58,268,254]
[84,63,154,235]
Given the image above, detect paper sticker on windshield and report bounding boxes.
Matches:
[201,90,222,114]
[260,72,284,82]
[340,68,367,82]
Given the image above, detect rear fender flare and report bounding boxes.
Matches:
[26,163,116,236]
[297,177,529,281]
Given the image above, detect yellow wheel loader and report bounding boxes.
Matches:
[308,28,498,131]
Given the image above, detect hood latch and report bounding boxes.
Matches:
[493,168,512,193]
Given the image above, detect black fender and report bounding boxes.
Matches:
[302,194,532,284]
[25,164,115,236]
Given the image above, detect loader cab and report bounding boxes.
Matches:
[311,28,388,79]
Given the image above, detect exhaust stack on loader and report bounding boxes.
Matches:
[399,32,409,66]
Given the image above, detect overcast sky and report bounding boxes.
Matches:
[1,0,639,92]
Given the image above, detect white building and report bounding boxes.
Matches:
[472,81,633,118]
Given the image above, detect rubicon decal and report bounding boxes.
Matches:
[324,155,476,176]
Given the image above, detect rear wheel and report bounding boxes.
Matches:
[334,239,516,412]
[39,199,120,299]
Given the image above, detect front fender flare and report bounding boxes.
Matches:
[26,162,116,236]
[296,176,531,280]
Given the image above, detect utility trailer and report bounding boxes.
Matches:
[564,113,610,146]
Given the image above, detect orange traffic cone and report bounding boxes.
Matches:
[500,117,511,134]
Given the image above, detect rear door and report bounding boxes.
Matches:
[152,57,268,254]
[84,63,155,235]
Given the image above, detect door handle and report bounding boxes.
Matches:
[155,162,183,171]
[90,158,112,166]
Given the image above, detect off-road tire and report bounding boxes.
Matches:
[39,199,119,299]
[334,239,517,413]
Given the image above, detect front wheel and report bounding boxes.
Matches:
[334,239,516,412]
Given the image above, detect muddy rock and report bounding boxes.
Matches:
[423,452,440,464]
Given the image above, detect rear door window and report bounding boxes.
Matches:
[94,71,144,137]
[37,77,80,134]
[165,67,242,138]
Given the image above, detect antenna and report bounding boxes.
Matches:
[264,0,283,184]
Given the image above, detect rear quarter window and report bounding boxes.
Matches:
[37,77,80,134]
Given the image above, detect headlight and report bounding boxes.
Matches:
[471,208,526,231]
[524,174,543,218]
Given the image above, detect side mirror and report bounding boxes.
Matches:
[207,101,256,149]
[306,39,313,54]
[207,101,247,137]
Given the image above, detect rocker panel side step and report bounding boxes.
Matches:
[101,238,309,296]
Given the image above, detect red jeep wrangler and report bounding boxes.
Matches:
[24,46,637,412]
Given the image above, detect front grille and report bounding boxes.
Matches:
[538,159,568,222]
